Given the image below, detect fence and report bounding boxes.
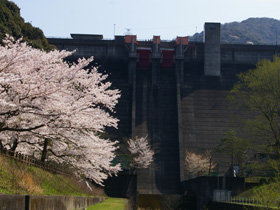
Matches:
[0,148,72,176]
[213,189,278,207]
[214,191,279,209]
[230,197,269,205]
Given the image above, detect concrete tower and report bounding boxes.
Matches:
[204,23,221,76]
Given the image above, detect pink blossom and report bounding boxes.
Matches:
[0,35,121,185]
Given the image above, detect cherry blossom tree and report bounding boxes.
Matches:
[0,35,121,185]
[127,136,154,169]
[185,150,216,178]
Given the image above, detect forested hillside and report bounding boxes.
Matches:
[190,17,280,45]
[0,0,53,50]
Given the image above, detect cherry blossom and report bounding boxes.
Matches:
[184,150,216,177]
[0,35,121,185]
[128,136,154,168]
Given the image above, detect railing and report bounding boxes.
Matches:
[213,189,277,207]
[230,197,266,205]
[215,194,278,209]
[227,196,279,209]
[0,148,72,176]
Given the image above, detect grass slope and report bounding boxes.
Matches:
[0,154,104,196]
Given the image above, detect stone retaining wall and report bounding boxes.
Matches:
[0,194,104,210]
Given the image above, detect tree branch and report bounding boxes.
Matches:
[0,124,45,132]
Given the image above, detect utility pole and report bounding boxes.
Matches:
[276,29,278,46]
[114,24,116,39]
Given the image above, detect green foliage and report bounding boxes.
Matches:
[0,0,54,50]
[265,150,280,177]
[233,178,280,209]
[228,56,280,207]
[253,178,280,209]
[217,129,251,171]
[230,57,280,152]
[226,57,280,178]
[237,157,280,209]
[190,17,280,45]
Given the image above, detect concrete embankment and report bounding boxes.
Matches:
[0,194,105,210]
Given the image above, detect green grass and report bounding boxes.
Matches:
[0,154,104,196]
[236,185,261,198]
[234,178,280,209]
[84,197,127,210]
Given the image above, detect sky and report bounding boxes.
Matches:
[11,0,280,40]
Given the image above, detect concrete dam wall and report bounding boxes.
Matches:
[48,22,279,194]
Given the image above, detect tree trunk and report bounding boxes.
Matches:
[0,141,4,152]
[10,138,18,152]
[41,138,50,163]
[208,158,212,176]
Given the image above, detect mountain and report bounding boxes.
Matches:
[189,18,280,45]
[0,0,53,50]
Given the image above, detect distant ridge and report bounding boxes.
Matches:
[189,18,280,45]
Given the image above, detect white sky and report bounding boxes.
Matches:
[11,0,280,40]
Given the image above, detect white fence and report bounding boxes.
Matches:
[213,189,274,206]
